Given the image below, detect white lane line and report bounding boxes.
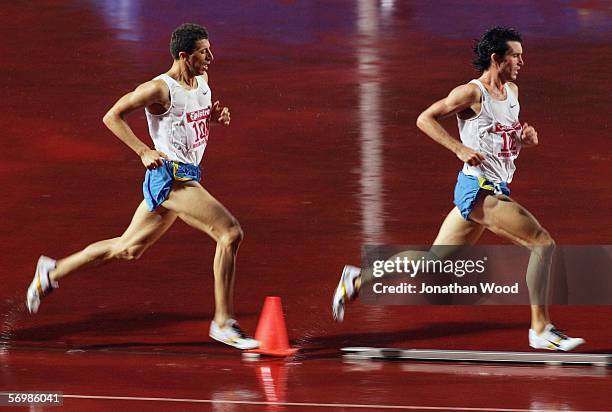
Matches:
[60,394,609,412]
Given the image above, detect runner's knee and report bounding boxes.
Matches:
[532,228,555,247]
[218,223,243,248]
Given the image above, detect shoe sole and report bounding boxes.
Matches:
[26,256,56,314]
[332,272,347,322]
[209,333,259,350]
[26,275,42,314]
[529,339,586,352]
[26,288,39,314]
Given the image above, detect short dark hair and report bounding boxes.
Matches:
[472,27,522,73]
[170,23,209,60]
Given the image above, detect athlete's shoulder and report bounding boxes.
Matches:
[128,78,171,110]
[447,82,482,104]
[136,78,169,98]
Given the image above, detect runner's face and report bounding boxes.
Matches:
[500,41,524,81]
[187,39,214,75]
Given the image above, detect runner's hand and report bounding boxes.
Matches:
[455,145,485,166]
[521,122,538,147]
[213,101,231,126]
[140,149,168,170]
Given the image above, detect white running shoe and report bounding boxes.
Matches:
[332,265,361,322]
[26,256,58,314]
[529,324,585,351]
[209,319,259,350]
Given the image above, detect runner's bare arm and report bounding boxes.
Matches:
[102,80,170,169]
[416,84,485,166]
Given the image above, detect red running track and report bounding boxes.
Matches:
[1,1,611,411]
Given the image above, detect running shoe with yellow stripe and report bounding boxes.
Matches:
[26,256,58,314]
[332,265,361,322]
[529,324,585,351]
[209,319,259,350]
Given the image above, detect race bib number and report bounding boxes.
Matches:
[186,107,211,150]
[495,122,521,158]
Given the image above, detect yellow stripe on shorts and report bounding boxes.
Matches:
[477,176,495,192]
[172,162,193,181]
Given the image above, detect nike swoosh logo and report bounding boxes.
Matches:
[202,90,209,95]
[510,104,517,108]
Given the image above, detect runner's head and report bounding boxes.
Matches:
[170,23,209,60]
[473,27,523,77]
[170,23,213,75]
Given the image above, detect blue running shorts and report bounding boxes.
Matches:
[143,160,201,211]
[453,171,510,220]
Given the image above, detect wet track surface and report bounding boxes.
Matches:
[1,1,611,410]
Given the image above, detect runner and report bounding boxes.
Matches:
[332,27,584,352]
[26,23,258,350]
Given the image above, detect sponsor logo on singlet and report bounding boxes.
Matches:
[495,122,521,158]
[187,108,211,123]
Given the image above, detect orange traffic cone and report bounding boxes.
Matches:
[248,296,297,357]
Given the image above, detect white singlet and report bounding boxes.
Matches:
[458,79,522,183]
[145,74,212,166]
